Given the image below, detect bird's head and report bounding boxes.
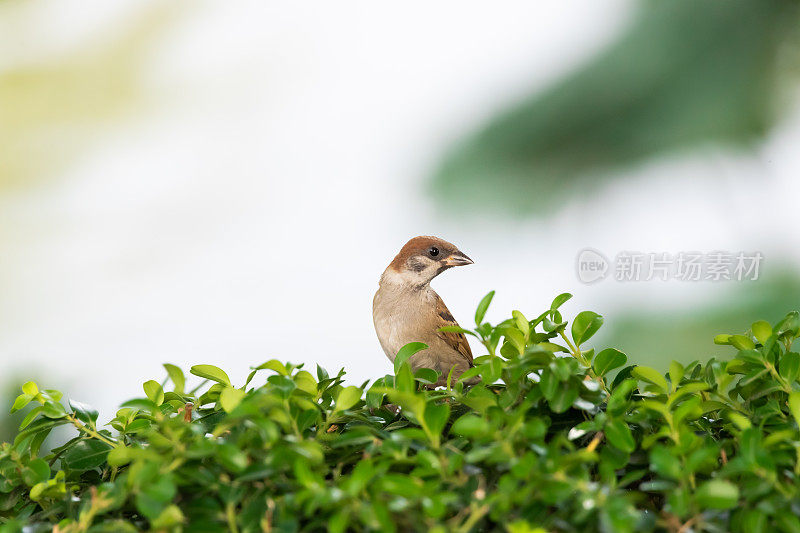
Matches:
[383,235,473,287]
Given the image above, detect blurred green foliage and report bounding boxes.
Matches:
[0,2,183,192]
[4,293,800,531]
[1,373,66,461]
[602,270,800,372]
[432,0,800,213]
[0,379,26,446]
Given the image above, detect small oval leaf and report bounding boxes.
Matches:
[190,365,231,386]
[394,343,428,374]
[571,311,604,346]
[631,366,669,393]
[593,349,627,376]
[474,291,495,326]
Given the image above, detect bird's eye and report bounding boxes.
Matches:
[428,246,439,257]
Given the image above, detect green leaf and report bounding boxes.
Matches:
[394,342,428,374]
[294,370,318,394]
[387,390,425,421]
[649,445,680,480]
[474,290,495,326]
[243,369,258,389]
[143,381,165,406]
[512,310,530,338]
[542,317,566,333]
[19,406,44,430]
[219,387,246,413]
[42,389,63,403]
[190,365,231,386]
[42,402,67,419]
[632,366,668,393]
[776,311,800,338]
[395,362,416,393]
[29,470,66,502]
[775,512,800,533]
[533,341,564,354]
[571,311,603,346]
[69,400,98,425]
[21,381,38,396]
[136,476,177,519]
[10,394,33,414]
[22,459,50,486]
[438,325,477,337]
[551,358,571,382]
[334,386,362,412]
[788,391,800,426]
[480,356,504,384]
[713,334,732,345]
[726,411,751,431]
[365,379,387,410]
[605,418,635,453]
[62,439,113,471]
[14,417,69,449]
[450,415,490,438]
[414,368,440,385]
[145,475,177,502]
[217,443,248,473]
[751,320,772,344]
[549,381,579,413]
[119,398,158,412]
[163,364,185,394]
[505,328,526,355]
[667,382,709,407]
[255,359,289,376]
[607,379,637,416]
[730,334,755,351]
[266,375,296,399]
[735,349,764,365]
[539,368,558,401]
[151,505,185,530]
[779,352,800,384]
[124,419,151,434]
[107,447,133,467]
[593,348,627,376]
[550,292,572,311]
[695,479,739,510]
[423,402,450,437]
[668,361,684,390]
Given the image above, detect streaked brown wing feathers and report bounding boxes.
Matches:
[434,294,473,365]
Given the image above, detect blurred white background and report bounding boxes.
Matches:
[2,0,799,420]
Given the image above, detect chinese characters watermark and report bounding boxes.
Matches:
[576,249,763,284]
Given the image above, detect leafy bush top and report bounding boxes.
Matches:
[2,292,800,532]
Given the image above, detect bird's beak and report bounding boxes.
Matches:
[443,250,474,267]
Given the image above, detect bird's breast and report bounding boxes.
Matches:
[372,285,436,361]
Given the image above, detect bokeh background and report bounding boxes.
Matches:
[3,0,800,441]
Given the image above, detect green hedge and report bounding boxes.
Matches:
[2,292,800,532]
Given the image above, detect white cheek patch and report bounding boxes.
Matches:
[381,268,411,285]
[383,258,438,286]
[406,257,439,281]
[404,268,434,285]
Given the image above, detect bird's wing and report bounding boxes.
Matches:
[433,294,473,365]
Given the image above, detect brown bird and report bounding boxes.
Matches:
[373,236,475,386]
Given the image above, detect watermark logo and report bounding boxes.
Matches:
[576,249,763,283]
[576,248,610,284]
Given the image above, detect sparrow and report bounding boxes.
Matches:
[373,236,475,387]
